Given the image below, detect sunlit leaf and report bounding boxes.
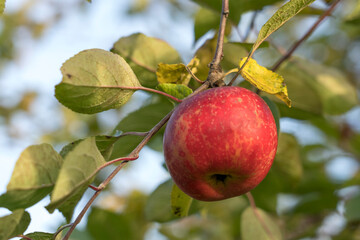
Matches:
[156,57,199,85]
[239,57,291,107]
[0,144,63,210]
[241,207,283,240]
[171,184,193,217]
[21,232,54,240]
[55,48,141,114]
[0,209,30,240]
[46,137,106,221]
[112,33,182,88]
[250,0,316,55]
[157,83,193,100]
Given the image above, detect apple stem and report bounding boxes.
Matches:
[246,192,275,240]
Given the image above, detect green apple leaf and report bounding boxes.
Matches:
[46,137,106,221]
[21,232,56,240]
[112,33,182,88]
[274,133,303,185]
[110,100,173,159]
[241,207,283,240]
[55,48,141,114]
[345,193,360,222]
[262,97,280,135]
[156,57,199,85]
[274,59,358,116]
[156,83,193,100]
[239,57,291,107]
[0,144,63,210]
[171,184,193,217]
[0,209,30,240]
[145,179,178,222]
[250,0,316,56]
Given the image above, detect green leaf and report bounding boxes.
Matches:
[250,0,316,55]
[145,179,178,222]
[0,209,30,240]
[345,193,360,222]
[241,207,283,240]
[0,0,5,14]
[87,207,134,240]
[295,60,358,115]
[192,0,281,25]
[156,57,199,85]
[274,133,303,185]
[157,83,193,100]
[55,48,141,114]
[46,137,106,221]
[110,100,173,159]
[21,232,54,240]
[262,96,280,135]
[171,184,193,217]
[275,59,358,116]
[194,8,221,42]
[239,57,291,107]
[0,144,63,210]
[112,33,182,88]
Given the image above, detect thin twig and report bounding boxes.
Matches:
[271,0,342,71]
[185,65,203,83]
[246,192,275,240]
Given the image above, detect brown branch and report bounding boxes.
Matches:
[207,0,229,86]
[246,192,275,240]
[271,0,342,71]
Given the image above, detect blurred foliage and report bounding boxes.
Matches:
[1,0,360,240]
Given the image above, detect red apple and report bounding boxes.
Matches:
[163,86,278,201]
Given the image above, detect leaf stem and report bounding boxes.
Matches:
[185,65,203,83]
[17,235,33,240]
[246,192,275,240]
[102,85,183,102]
[271,0,342,71]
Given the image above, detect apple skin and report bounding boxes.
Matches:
[163,86,278,201]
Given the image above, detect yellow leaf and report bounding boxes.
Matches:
[156,57,199,85]
[240,57,291,107]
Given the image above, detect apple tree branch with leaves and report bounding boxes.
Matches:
[1,0,360,239]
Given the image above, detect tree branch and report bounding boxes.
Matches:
[271,0,342,71]
[207,0,229,86]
